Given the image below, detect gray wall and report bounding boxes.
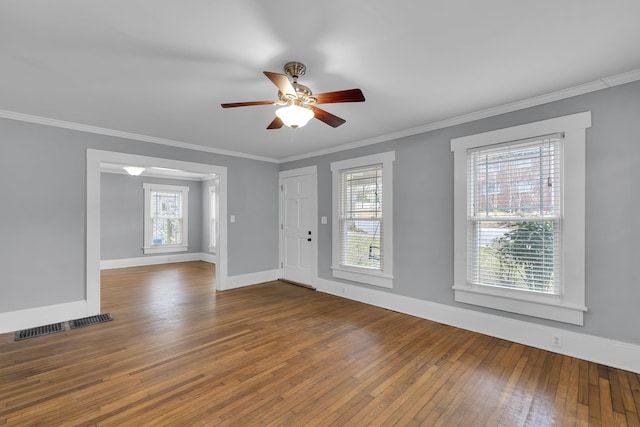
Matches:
[0,119,279,313]
[281,80,640,346]
[2,80,638,346]
[100,173,204,260]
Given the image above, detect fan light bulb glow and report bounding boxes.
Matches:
[275,105,314,129]
[123,166,145,176]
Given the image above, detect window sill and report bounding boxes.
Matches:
[332,266,393,288]
[452,283,586,325]
[143,245,188,255]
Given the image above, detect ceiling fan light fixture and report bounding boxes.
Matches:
[221,62,364,129]
[123,166,145,176]
[275,105,314,129]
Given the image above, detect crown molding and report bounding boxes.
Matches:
[278,68,640,163]
[601,68,640,87]
[0,110,279,164]
[2,68,639,165]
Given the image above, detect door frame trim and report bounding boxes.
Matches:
[279,166,318,287]
[87,149,229,316]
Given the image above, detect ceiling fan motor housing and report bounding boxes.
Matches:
[284,61,306,80]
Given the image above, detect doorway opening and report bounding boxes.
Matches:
[87,149,228,316]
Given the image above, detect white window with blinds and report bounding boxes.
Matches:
[451,112,590,325]
[143,183,189,254]
[467,135,562,295]
[331,151,395,288]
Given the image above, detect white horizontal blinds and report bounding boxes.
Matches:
[339,164,383,270]
[467,134,562,294]
[151,190,183,246]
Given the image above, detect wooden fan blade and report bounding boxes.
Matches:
[263,71,296,96]
[311,106,346,128]
[314,88,365,104]
[267,117,284,129]
[221,100,274,108]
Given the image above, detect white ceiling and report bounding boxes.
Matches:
[1,1,639,162]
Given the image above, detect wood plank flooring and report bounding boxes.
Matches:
[1,261,639,426]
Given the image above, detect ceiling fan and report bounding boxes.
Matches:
[221,61,365,129]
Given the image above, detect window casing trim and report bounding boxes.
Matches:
[143,183,190,254]
[331,151,395,288]
[451,111,590,325]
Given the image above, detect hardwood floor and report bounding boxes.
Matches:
[1,262,639,426]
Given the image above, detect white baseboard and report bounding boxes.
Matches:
[100,253,213,270]
[223,269,280,291]
[316,278,640,374]
[200,252,217,264]
[0,300,97,335]
[100,256,275,290]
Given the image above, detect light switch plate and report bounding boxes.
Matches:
[321,216,327,224]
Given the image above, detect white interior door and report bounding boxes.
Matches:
[280,169,316,286]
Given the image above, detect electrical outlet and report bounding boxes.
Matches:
[340,286,345,295]
[551,334,562,348]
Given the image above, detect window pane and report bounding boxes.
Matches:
[469,220,558,293]
[469,137,561,219]
[469,219,559,294]
[339,219,382,269]
[152,218,183,246]
[342,166,382,219]
[151,191,182,219]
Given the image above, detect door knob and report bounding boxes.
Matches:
[307,238,312,242]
